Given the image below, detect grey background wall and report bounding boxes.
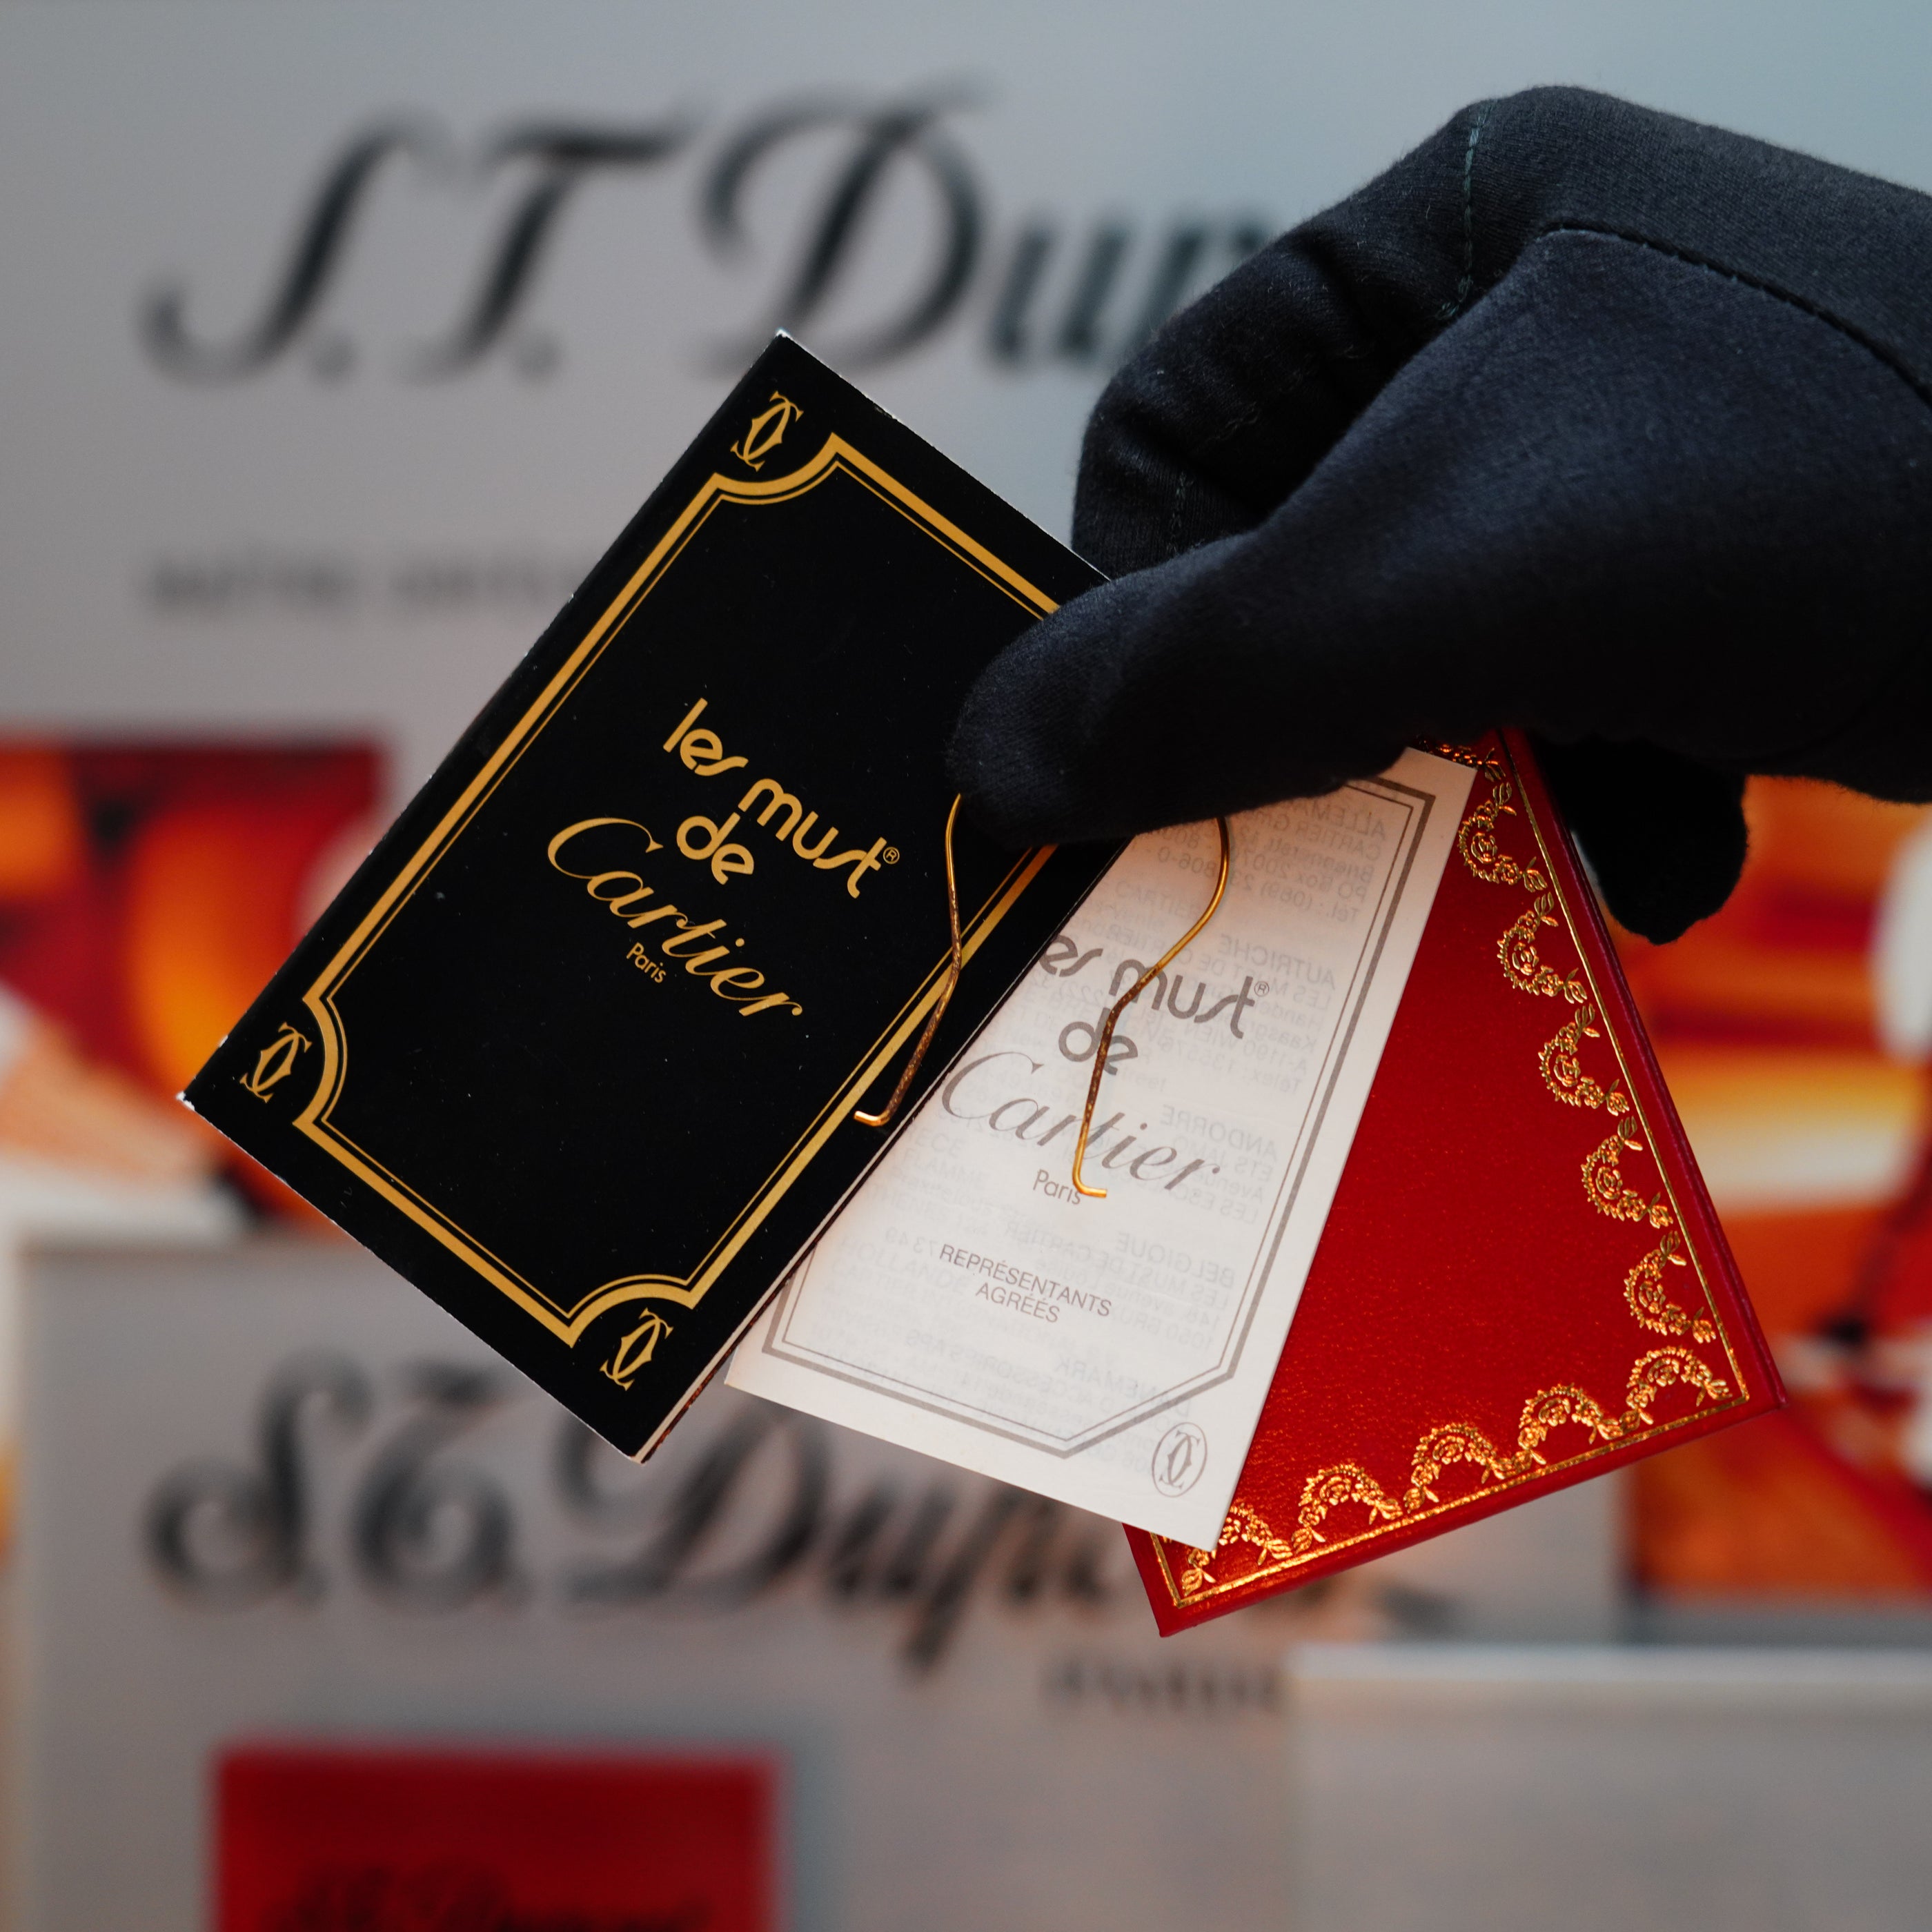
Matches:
[4,0,1931,788]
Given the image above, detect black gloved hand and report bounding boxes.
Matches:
[947,87,1932,941]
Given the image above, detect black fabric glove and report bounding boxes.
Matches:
[947,86,1932,941]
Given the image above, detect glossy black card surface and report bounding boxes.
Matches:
[186,337,1111,1458]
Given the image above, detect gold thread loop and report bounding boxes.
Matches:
[855,795,964,1130]
[1072,817,1232,1199]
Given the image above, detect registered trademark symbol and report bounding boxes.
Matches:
[883,847,900,864]
[1255,981,1270,995]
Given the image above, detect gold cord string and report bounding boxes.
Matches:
[855,795,965,1130]
[1071,817,1232,1200]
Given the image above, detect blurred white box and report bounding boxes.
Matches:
[1286,1643,1932,1932]
[1362,1478,1623,1642]
[14,1241,1368,1932]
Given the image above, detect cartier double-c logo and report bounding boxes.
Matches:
[601,1310,675,1389]
[241,1023,310,1100]
[730,391,802,471]
[1151,1420,1208,1497]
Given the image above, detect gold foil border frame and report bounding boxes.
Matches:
[290,435,1063,1348]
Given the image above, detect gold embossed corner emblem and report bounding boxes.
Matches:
[601,1309,674,1389]
[241,1022,309,1101]
[731,392,803,471]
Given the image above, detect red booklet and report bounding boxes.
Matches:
[1127,731,1782,1633]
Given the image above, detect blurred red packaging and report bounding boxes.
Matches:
[0,741,380,1216]
[215,1744,778,1932]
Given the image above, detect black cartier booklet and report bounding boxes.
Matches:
[186,337,1110,1459]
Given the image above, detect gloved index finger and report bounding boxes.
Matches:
[1072,101,1490,578]
[1078,82,1932,585]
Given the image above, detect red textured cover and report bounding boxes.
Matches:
[1127,731,1782,1633]
[215,1744,776,1932]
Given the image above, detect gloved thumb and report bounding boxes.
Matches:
[1536,738,1747,943]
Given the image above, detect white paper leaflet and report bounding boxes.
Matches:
[729,749,1474,1544]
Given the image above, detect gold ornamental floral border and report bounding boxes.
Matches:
[1155,740,1753,1607]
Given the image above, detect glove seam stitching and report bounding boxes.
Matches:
[1163,473,1192,562]
[1544,221,1932,414]
[1435,101,1494,324]
[1178,99,1497,489]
